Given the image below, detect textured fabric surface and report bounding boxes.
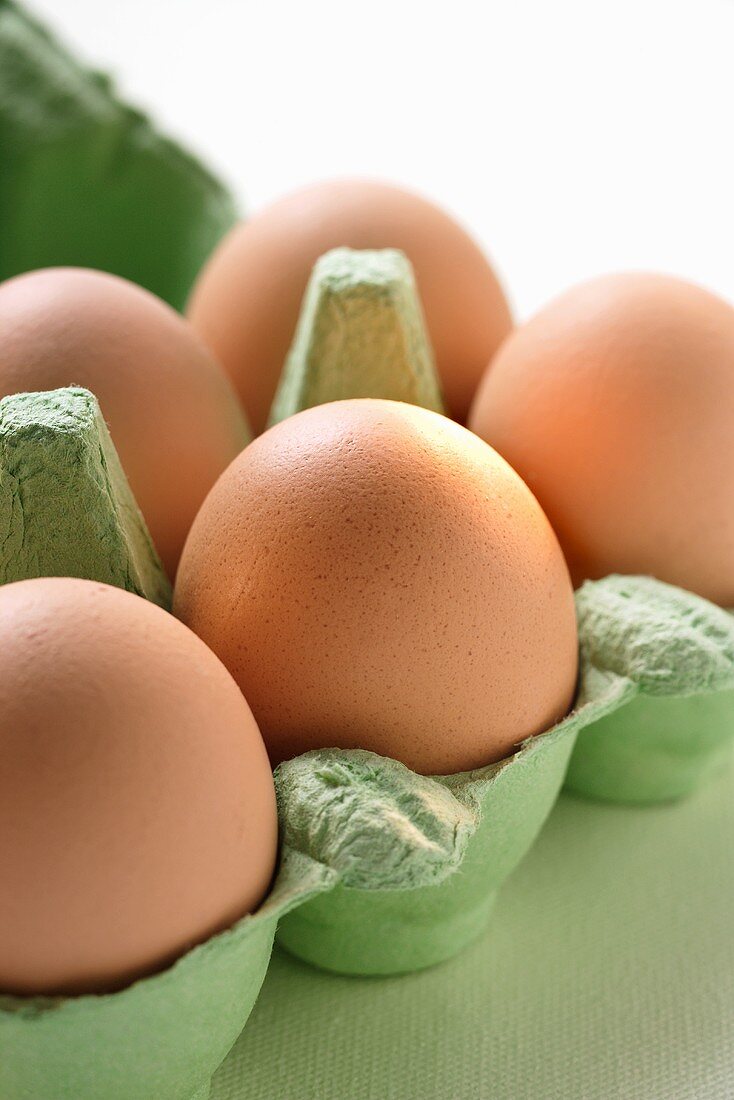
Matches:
[213,754,734,1100]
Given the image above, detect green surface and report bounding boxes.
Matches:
[269,248,445,425]
[214,753,734,1100]
[0,0,237,311]
[0,386,171,607]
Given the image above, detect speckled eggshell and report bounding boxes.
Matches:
[0,268,250,576]
[187,179,512,432]
[174,400,577,775]
[469,273,734,606]
[0,577,277,996]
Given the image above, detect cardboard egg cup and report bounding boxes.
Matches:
[565,575,734,804]
[4,573,733,1099]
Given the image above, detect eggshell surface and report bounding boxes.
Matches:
[187,179,512,432]
[469,273,734,605]
[175,400,577,775]
[0,577,277,996]
[0,268,250,576]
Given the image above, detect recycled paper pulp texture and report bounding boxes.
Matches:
[565,575,734,802]
[269,247,445,425]
[0,387,171,607]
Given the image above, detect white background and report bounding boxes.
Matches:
[33,0,734,320]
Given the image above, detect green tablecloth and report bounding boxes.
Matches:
[213,754,734,1100]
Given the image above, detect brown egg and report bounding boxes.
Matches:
[174,400,577,775]
[187,179,512,432]
[469,273,734,606]
[0,577,277,996]
[0,268,250,577]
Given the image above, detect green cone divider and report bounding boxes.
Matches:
[269,247,445,426]
[0,386,171,607]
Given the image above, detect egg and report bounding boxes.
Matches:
[0,577,277,996]
[469,273,734,606]
[174,400,577,775]
[187,179,512,432]
[0,268,250,576]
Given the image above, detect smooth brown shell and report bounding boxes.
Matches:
[0,578,277,996]
[469,273,734,605]
[187,179,512,432]
[174,400,577,775]
[0,268,250,576]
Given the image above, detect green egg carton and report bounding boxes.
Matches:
[0,0,237,310]
[269,581,627,976]
[0,853,331,1100]
[269,247,445,426]
[2,565,732,1098]
[272,578,734,975]
[3,231,733,1094]
[564,575,734,804]
[0,386,171,607]
[273,723,586,976]
[0,576,628,1100]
